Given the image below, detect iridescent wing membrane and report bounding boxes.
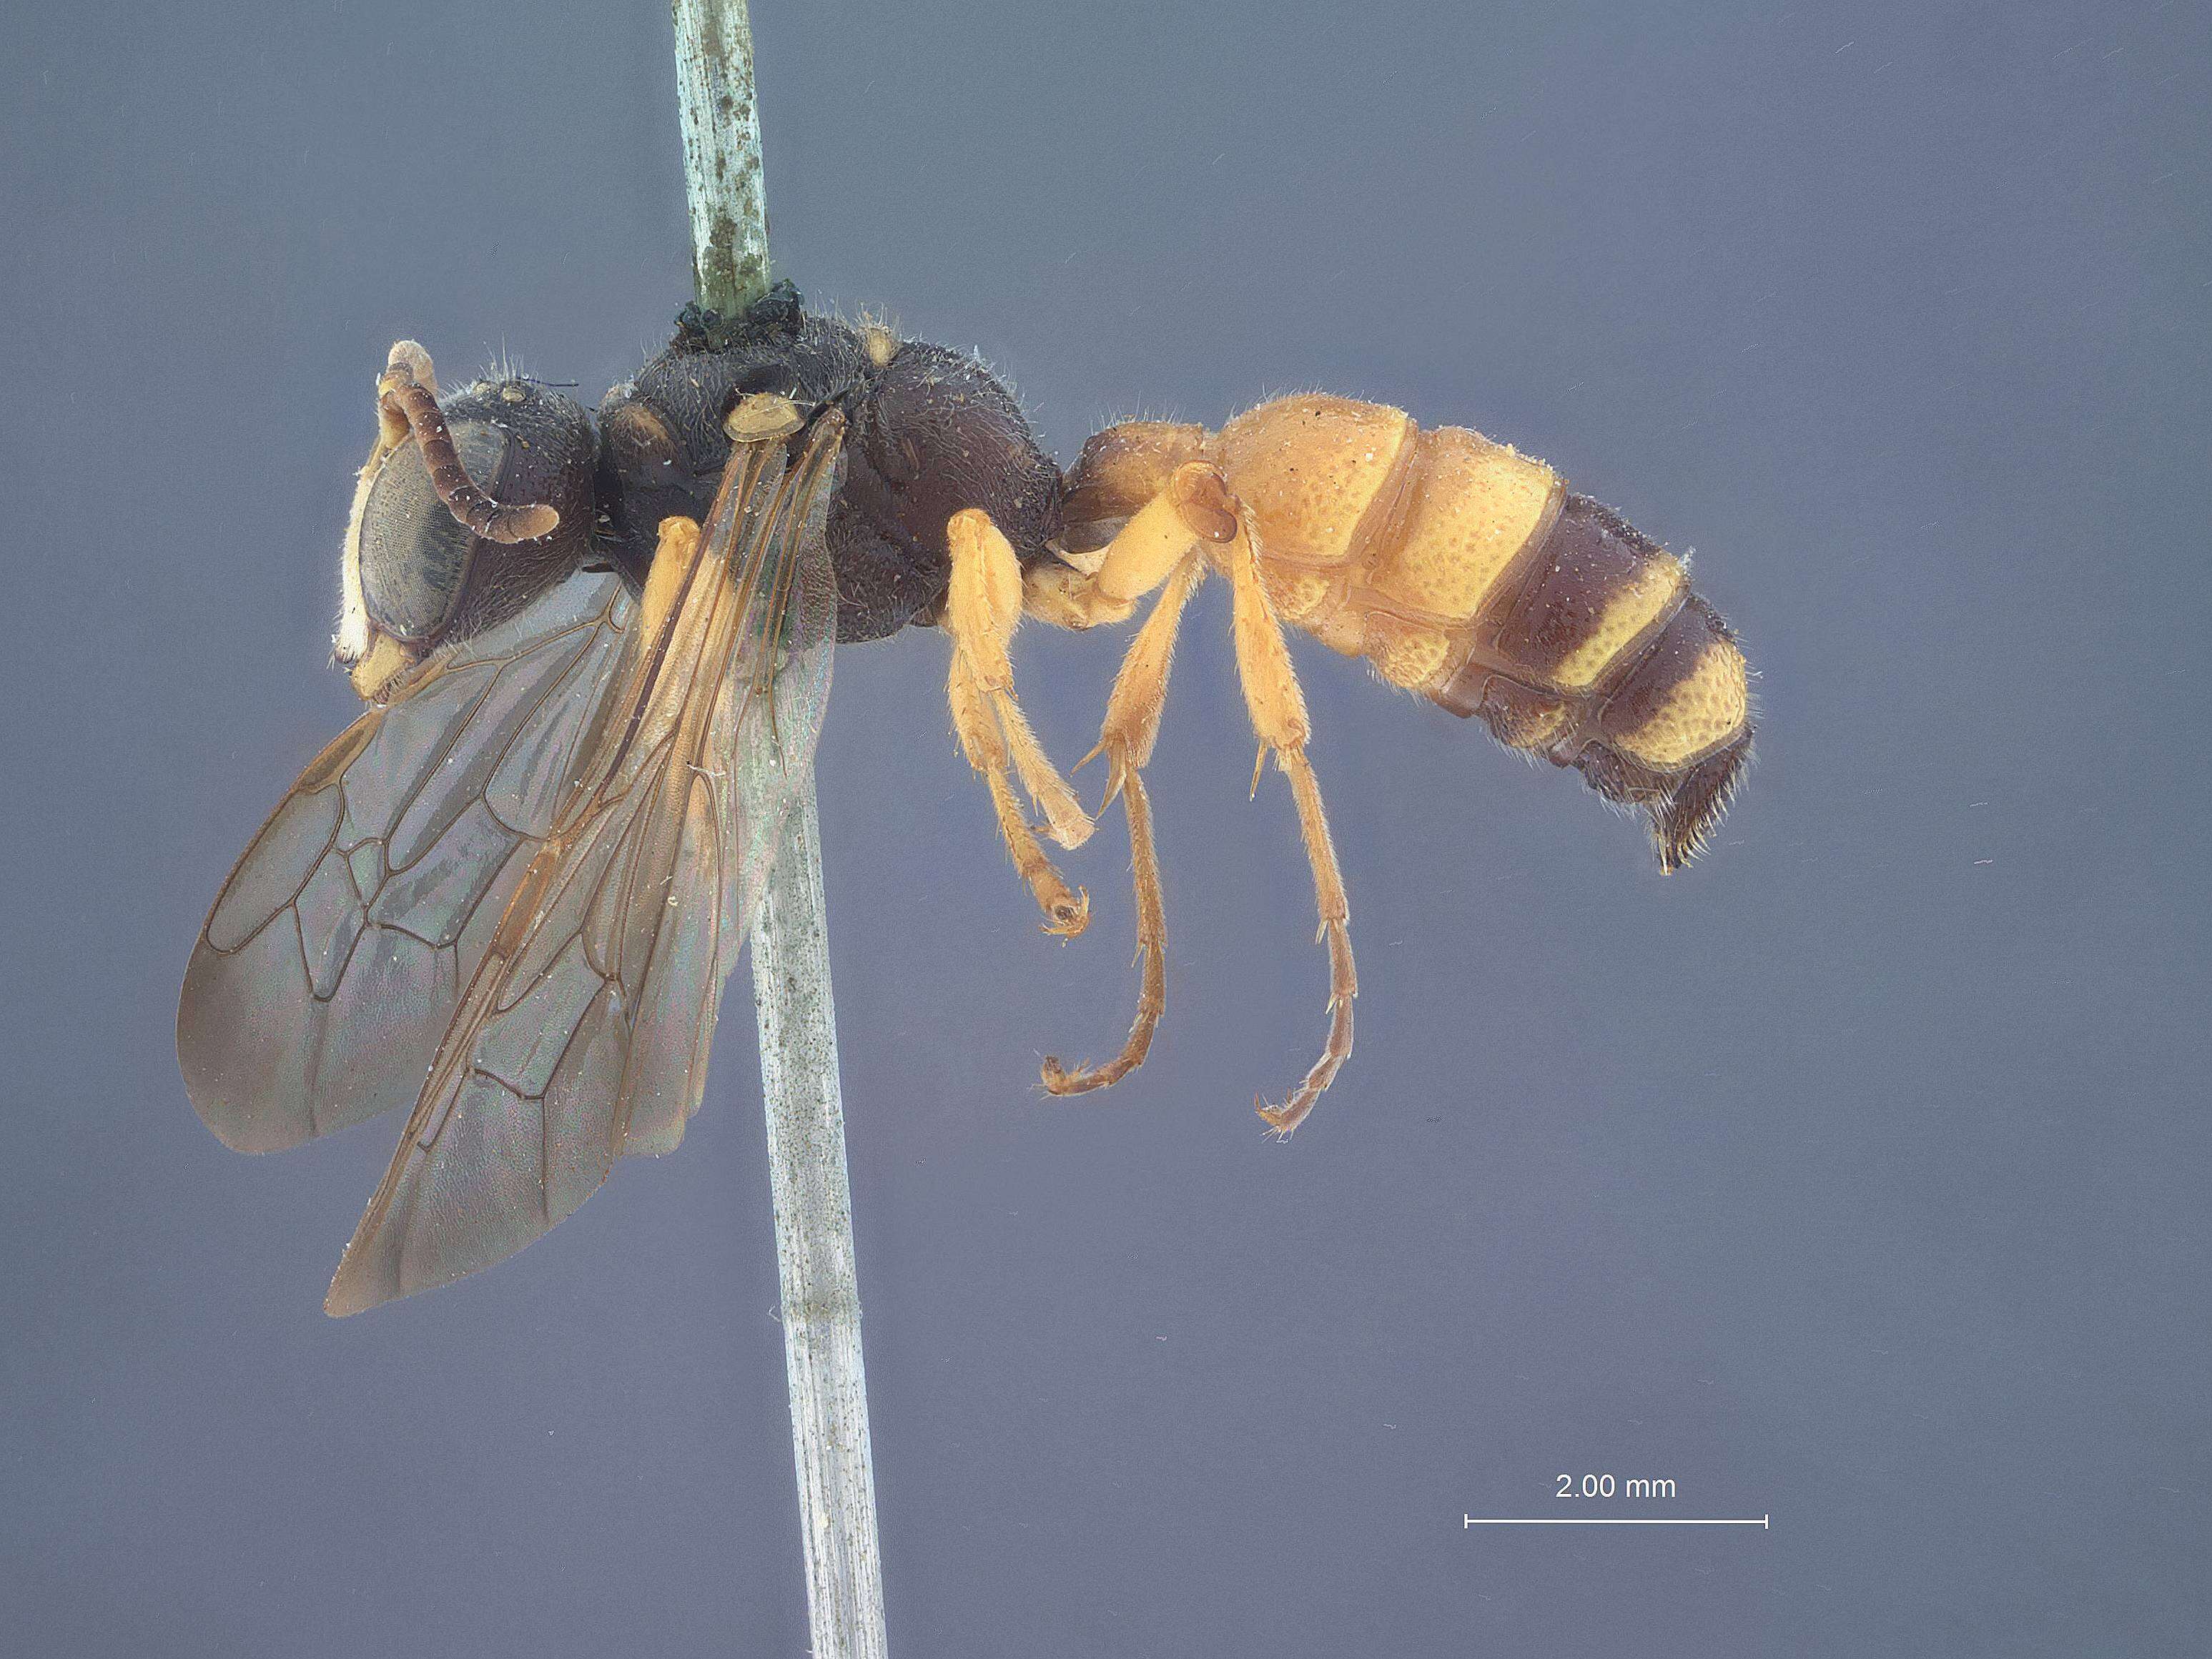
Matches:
[179,410,844,1314]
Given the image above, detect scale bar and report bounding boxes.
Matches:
[1464,1515,1769,1528]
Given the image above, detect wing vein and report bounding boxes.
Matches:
[315,410,846,1313]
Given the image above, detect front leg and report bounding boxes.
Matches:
[944,509,1092,937]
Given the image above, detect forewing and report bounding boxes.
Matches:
[323,410,843,1315]
[178,575,632,1154]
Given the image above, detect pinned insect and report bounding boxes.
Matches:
[179,282,1754,1312]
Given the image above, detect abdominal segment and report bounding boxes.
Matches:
[1211,395,1750,869]
[1426,493,1752,871]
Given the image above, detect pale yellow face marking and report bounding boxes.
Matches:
[339,343,433,673]
[1367,426,1559,620]
[335,445,389,668]
[1549,553,1686,691]
[1616,638,1749,768]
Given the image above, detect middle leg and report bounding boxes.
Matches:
[1024,461,1241,1094]
[1040,553,1207,1095]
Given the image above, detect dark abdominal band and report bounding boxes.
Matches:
[1429,494,1753,870]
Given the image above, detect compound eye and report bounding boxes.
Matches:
[359,419,508,642]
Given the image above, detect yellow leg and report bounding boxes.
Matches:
[1223,507,1358,1136]
[1041,553,1206,1095]
[1024,458,1352,1115]
[947,645,1090,937]
[946,509,1092,850]
[944,509,1092,936]
[1022,461,1234,630]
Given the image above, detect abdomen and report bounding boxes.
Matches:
[1215,395,1754,870]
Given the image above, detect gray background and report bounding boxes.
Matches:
[4,0,2206,1653]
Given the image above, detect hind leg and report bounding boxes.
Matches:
[1220,505,1358,1136]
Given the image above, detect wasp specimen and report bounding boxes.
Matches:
[179,282,1753,1313]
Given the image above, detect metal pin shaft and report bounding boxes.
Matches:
[671,5,889,1654]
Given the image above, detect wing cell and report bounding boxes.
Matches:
[320,407,844,1314]
[179,575,631,1154]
